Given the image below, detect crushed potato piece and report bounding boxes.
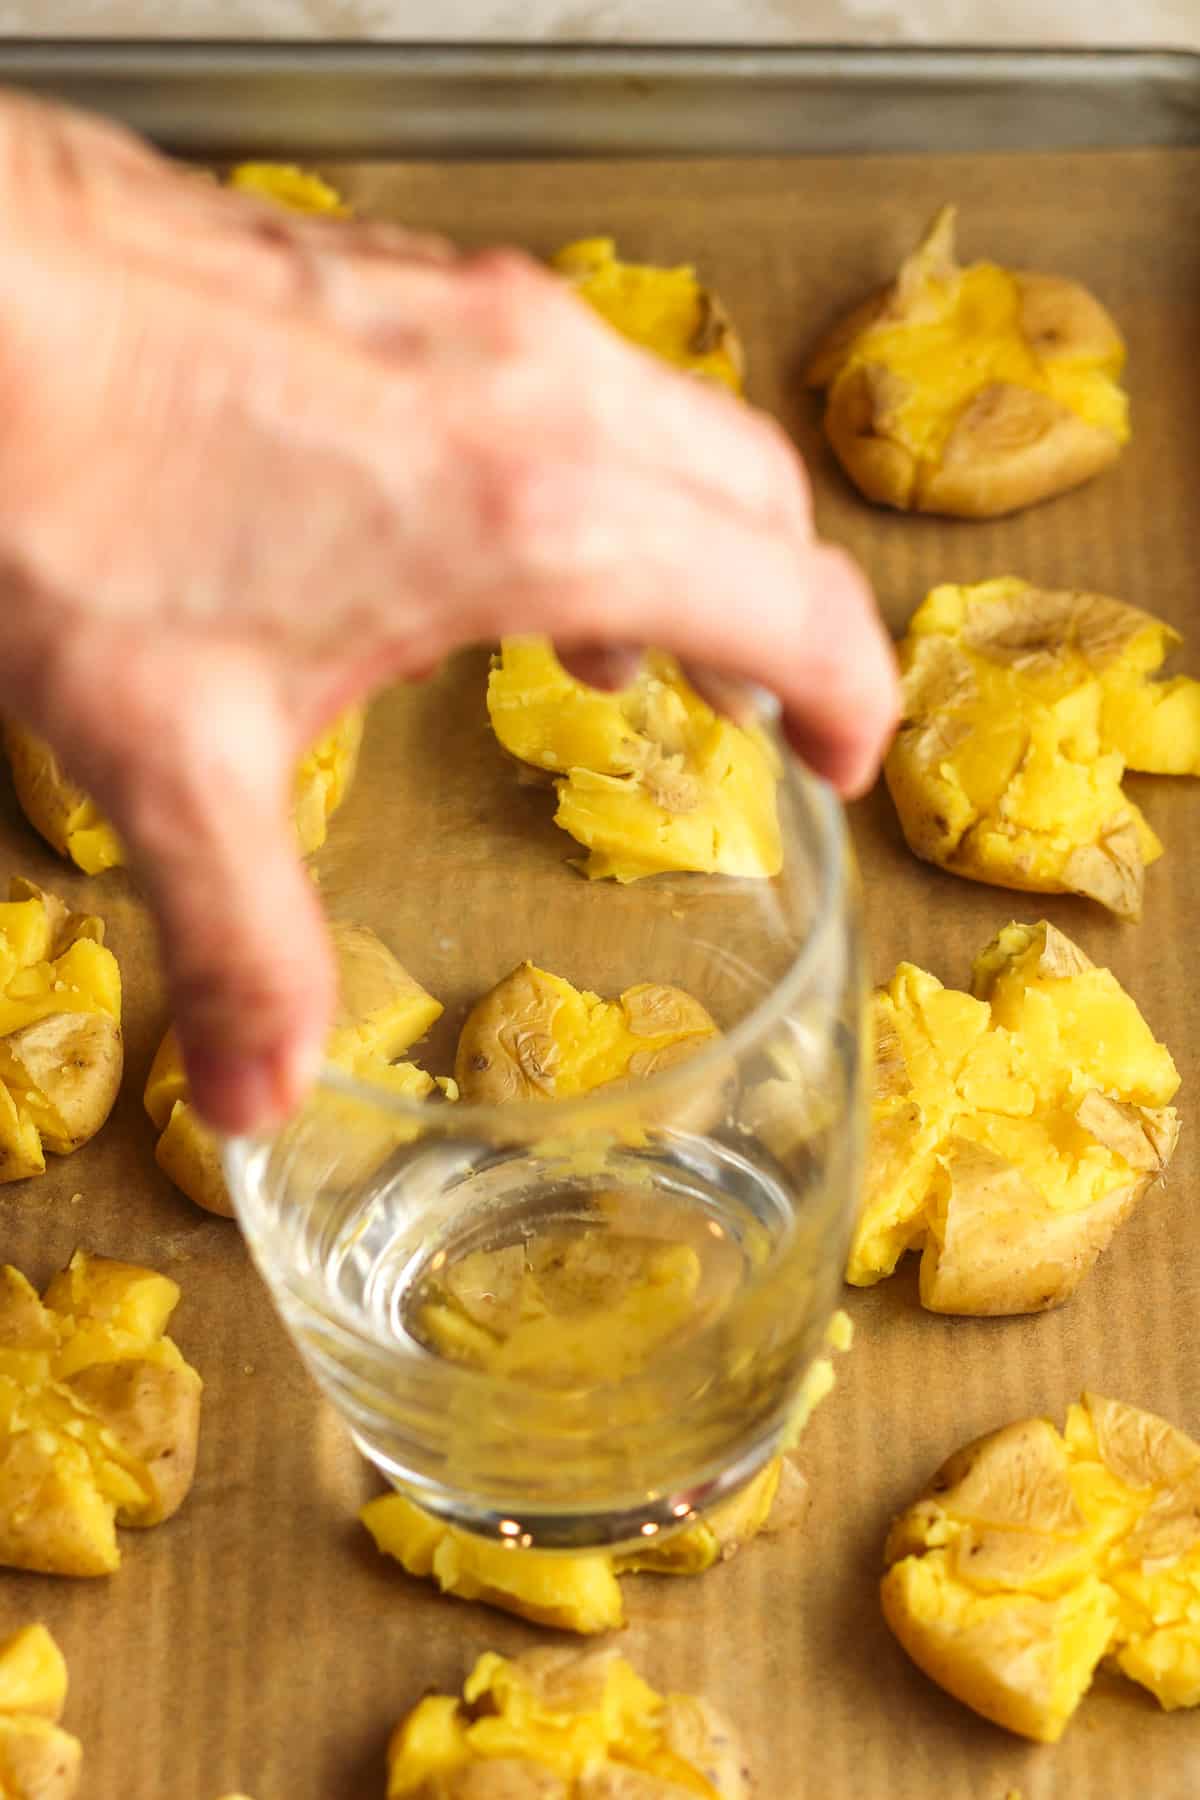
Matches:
[0,1250,202,1576]
[387,1647,750,1798]
[553,234,744,392]
[0,879,122,1184]
[227,162,348,215]
[455,962,721,1105]
[0,1625,81,1800]
[488,642,781,883]
[3,707,362,873]
[363,1312,848,1633]
[850,921,1179,1313]
[887,577,1200,918]
[883,1394,1200,1741]
[807,205,1128,517]
[146,922,442,1216]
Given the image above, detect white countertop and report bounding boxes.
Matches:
[0,1,1194,49]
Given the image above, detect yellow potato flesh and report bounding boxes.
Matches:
[363,1310,850,1633]
[849,261,1127,468]
[387,1648,742,1798]
[0,1251,201,1576]
[883,1395,1200,1740]
[145,924,441,1216]
[489,642,781,883]
[0,1627,67,1721]
[0,1625,81,1800]
[849,921,1179,1310]
[227,162,349,215]
[553,235,744,393]
[887,578,1200,917]
[0,885,121,1182]
[454,961,720,1104]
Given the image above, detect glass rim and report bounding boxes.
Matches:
[227,763,849,1149]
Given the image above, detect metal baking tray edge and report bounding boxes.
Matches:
[0,42,1195,160]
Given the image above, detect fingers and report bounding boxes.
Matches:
[555,646,644,691]
[53,652,338,1136]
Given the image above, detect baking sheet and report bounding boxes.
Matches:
[2,142,1200,1799]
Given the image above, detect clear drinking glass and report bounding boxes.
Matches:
[224,652,866,1550]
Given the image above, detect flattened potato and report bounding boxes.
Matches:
[0,1250,202,1575]
[0,1625,81,1800]
[887,577,1200,918]
[4,708,363,873]
[146,922,442,1216]
[455,962,722,1106]
[0,879,122,1181]
[362,1311,848,1633]
[849,921,1180,1313]
[553,235,744,393]
[883,1395,1200,1741]
[807,205,1128,517]
[386,1647,750,1798]
[488,642,782,884]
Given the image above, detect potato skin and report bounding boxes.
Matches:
[64,1359,202,1526]
[808,205,1128,519]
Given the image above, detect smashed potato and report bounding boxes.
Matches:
[0,1625,81,1800]
[227,161,348,214]
[0,1250,202,1576]
[4,707,363,873]
[455,962,720,1106]
[884,1394,1200,1742]
[387,1647,750,1798]
[553,235,744,393]
[807,205,1129,517]
[850,921,1179,1314]
[146,922,442,1216]
[887,578,1200,918]
[0,878,122,1183]
[488,641,782,883]
[362,1312,849,1634]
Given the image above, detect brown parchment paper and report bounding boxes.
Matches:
[2,145,1200,1800]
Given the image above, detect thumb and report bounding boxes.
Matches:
[93,668,335,1135]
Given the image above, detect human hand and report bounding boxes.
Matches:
[0,94,897,1132]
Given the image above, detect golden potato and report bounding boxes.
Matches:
[227,162,348,215]
[4,707,363,873]
[0,879,122,1182]
[807,205,1128,517]
[488,642,781,884]
[454,962,721,1105]
[849,921,1179,1313]
[362,1310,849,1634]
[146,921,442,1216]
[0,1625,81,1800]
[887,577,1200,918]
[883,1394,1200,1742]
[553,235,744,393]
[0,1250,202,1575]
[387,1647,750,1799]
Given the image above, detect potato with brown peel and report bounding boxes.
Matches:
[552,236,744,394]
[849,921,1180,1313]
[883,1395,1200,1742]
[887,577,1200,919]
[361,1312,848,1633]
[455,962,722,1107]
[0,1625,82,1800]
[4,706,364,873]
[386,1647,751,1798]
[0,878,122,1182]
[146,921,443,1216]
[0,1249,201,1575]
[807,205,1129,517]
